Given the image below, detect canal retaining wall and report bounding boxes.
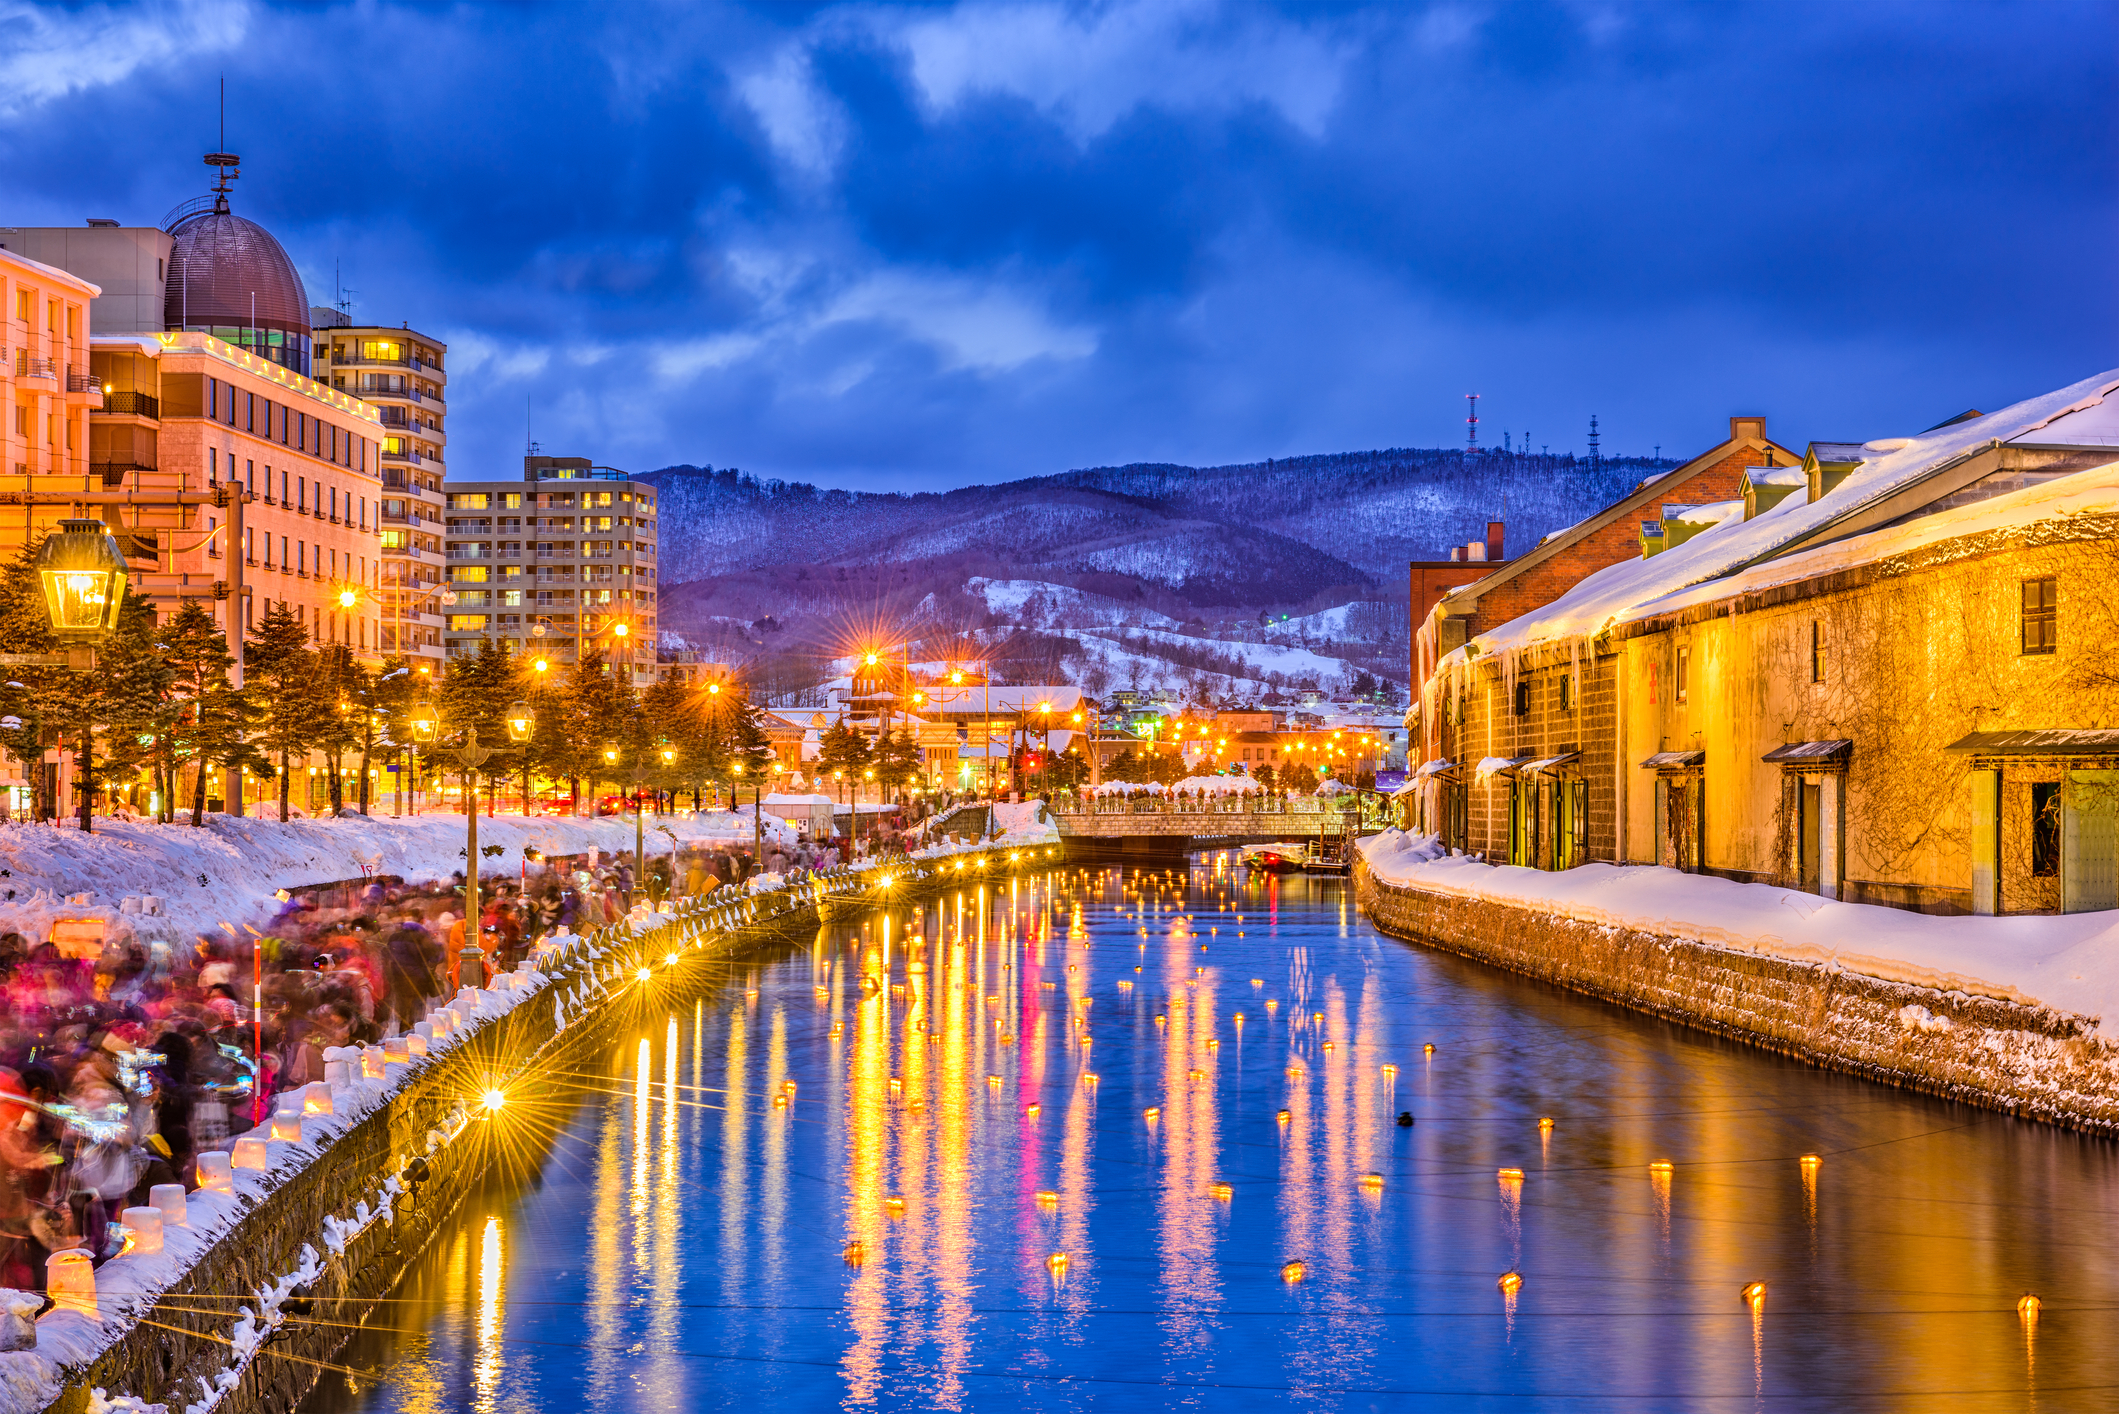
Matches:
[22,848,1031,1414]
[1356,857,2119,1136]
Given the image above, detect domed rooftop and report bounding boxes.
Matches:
[164,182,312,375]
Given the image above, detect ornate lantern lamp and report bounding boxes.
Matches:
[33,519,128,647]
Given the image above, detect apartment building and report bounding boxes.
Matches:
[313,314,446,668]
[6,184,385,658]
[1,246,100,506]
[442,455,660,681]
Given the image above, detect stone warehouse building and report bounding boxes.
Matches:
[1410,370,2119,916]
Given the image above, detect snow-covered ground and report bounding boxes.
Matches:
[1359,831,2119,1036]
[0,810,798,949]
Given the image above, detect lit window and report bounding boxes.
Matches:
[1677,647,1690,703]
[1811,621,1826,682]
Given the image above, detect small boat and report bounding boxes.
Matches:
[1240,843,1306,874]
[1300,831,1354,875]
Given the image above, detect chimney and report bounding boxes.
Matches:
[1448,546,1463,562]
[1730,416,1766,443]
[1486,521,1505,561]
[1466,540,1487,562]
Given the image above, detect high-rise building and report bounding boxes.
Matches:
[441,455,660,681]
[313,314,446,670]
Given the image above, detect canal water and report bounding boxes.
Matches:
[304,862,2119,1412]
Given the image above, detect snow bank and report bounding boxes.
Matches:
[1358,833,2119,1034]
[0,811,795,946]
[990,801,1060,844]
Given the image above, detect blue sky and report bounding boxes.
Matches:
[4,0,2113,490]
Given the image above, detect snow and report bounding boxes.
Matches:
[1451,368,2119,660]
[0,811,796,950]
[1359,832,2119,1035]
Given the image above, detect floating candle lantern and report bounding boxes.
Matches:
[1211,1182,1233,1201]
[1498,1271,1523,1296]
[1359,1173,1384,1192]
[1144,1107,1161,1122]
[1741,1282,1767,1309]
[1280,1260,1306,1284]
[1036,1190,1058,1209]
[843,1241,865,1266]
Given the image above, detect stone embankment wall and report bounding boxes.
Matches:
[1356,859,2119,1135]
[39,851,1007,1414]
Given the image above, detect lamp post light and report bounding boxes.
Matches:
[440,726,497,992]
[22,519,127,834]
[506,700,534,816]
[409,696,439,816]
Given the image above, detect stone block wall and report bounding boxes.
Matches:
[1357,859,2119,1135]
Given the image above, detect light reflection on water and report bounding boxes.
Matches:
[305,862,2119,1413]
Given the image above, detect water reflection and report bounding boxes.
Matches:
[307,862,2119,1414]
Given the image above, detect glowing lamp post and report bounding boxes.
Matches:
[507,700,535,816]
[28,519,128,833]
[441,726,498,991]
[34,518,127,648]
[409,696,438,816]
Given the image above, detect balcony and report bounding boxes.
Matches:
[67,369,100,394]
[95,460,157,488]
[14,353,55,380]
[381,447,423,464]
[96,390,159,419]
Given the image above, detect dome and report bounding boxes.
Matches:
[164,201,312,374]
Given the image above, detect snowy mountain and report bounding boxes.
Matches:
[641,448,1659,700]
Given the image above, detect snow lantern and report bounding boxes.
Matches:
[232,1137,269,1170]
[197,1151,234,1193]
[149,1183,188,1228]
[44,1250,96,1318]
[119,1207,164,1255]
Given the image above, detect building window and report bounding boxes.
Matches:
[1677,647,1691,703]
[2031,781,2060,876]
[1811,621,1825,682]
[1559,674,1574,712]
[1512,681,1530,717]
[2021,577,2057,655]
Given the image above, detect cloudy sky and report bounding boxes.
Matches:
[4,0,2113,489]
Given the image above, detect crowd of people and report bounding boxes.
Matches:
[0,838,808,1293]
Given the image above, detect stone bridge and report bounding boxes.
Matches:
[1050,799,1384,860]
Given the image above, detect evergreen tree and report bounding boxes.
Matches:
[161,602,257,825]
[564,644,636,812]
[875,728,922,792]
[816,720,871,801]
[247,602,326,820]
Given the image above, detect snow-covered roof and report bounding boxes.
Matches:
[917,685,1084,716]
[1449,369,2119,660]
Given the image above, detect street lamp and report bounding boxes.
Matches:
[507,700,534,816]
[439,726,497,993]
[407,696,438,816]
[32,518,128,832]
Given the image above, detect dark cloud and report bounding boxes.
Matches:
[4,0,2111,488]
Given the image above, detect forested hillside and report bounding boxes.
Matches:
[639,447,1663,698]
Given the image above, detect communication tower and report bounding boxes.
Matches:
[1465,394,1480,453]
[1587,414,1601,470]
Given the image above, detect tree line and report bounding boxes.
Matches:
[0,544,775,827]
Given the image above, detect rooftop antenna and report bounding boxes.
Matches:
[333,259,356,317]
[1465,393,1479,453]
[1587,414,1601,470]
[204,76,240,214]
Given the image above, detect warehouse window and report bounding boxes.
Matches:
[2020,577,2057,655]
[1811,621,1826,682]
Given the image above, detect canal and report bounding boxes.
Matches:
[303,861,2119,1412]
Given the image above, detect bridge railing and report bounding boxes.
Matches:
[1047,794,1359,818]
